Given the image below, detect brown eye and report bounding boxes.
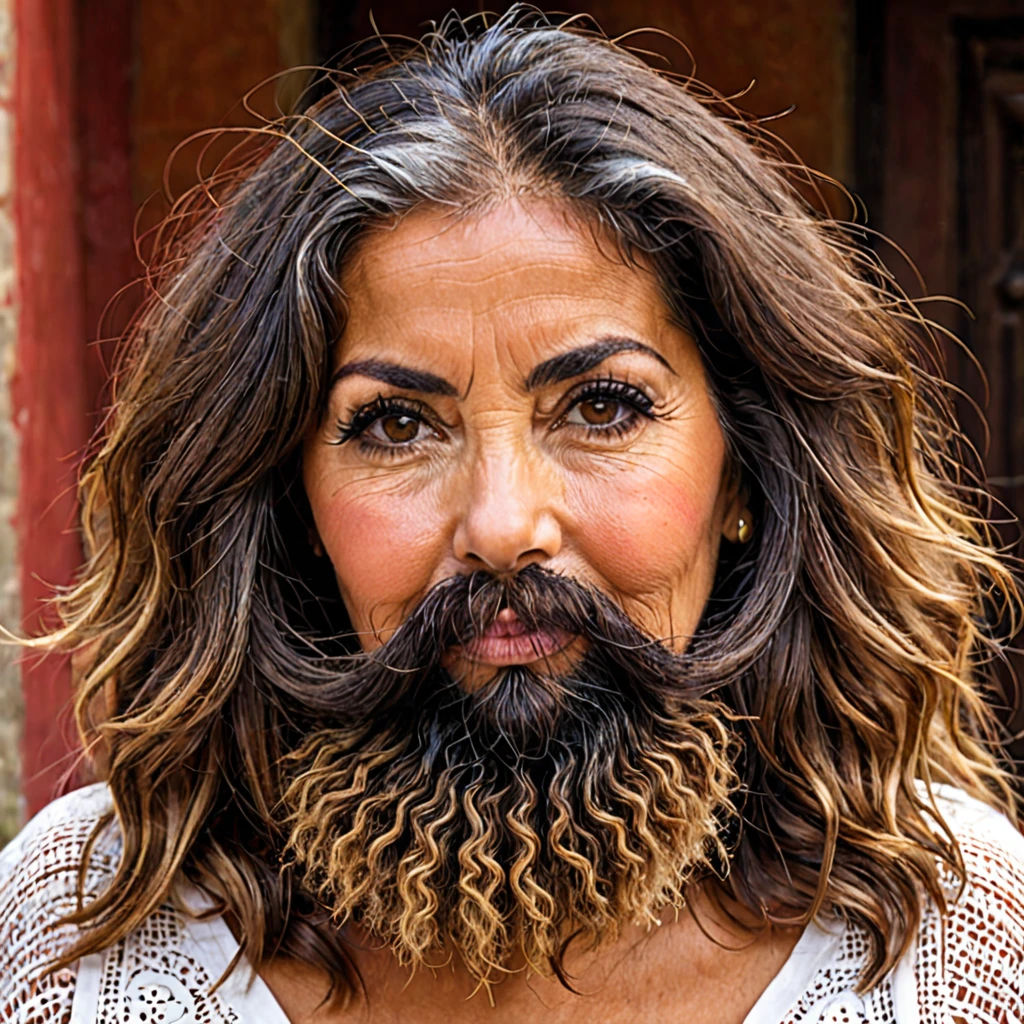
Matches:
[558,382,653,435]
[379,414,421,443]
[577,399,620,426]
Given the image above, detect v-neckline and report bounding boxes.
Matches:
[740,919,843,1024]
[175,884,292,1024]
[182,905,839,1024]
[182,909,294,1024]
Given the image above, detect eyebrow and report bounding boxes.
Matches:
[525,337,675,390]
[330,337,676,398]
[329,359,459,396]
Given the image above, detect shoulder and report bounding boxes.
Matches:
[929,781,1024,906]
[0,782,115,874]
[916,783,1024,1021]
[0,784,119,1020]
[0,782,119,898]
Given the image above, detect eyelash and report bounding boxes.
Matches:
[552,377,657,436]
[332,395,436,456]
[332,378,658,454]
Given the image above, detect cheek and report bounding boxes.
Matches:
[566,439,726,600]
[306,469,449,641]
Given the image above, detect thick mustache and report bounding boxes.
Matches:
[275,565,715,720]
[407,566,598,650]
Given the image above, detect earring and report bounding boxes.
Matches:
[737,510,753,544]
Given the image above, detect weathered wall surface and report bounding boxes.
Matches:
[586,0,853,186]
[0,0,19,847]
[134,0,311,219]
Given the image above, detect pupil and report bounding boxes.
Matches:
[582,399,617,425]
[384,414,419,442]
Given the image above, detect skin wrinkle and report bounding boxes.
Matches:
[306,203,737,668]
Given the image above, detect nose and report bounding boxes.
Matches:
[452,449,563,574]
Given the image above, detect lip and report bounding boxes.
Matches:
[458,612,574,667]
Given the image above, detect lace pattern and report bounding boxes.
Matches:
[775,927,901,1023]
[92,908,244,1024]
[0,786,118,1024]
[915,795,1024,1024]
[1,783,1021,1023]
[768,787,1024,1024]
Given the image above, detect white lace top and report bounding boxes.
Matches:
[1,783,1022,1023]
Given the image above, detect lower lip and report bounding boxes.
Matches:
[460,628,573,667]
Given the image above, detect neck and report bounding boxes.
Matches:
[258,885,801,1024]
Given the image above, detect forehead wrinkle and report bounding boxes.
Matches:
[357,254,604,307]
[350,210,607,291]
[426,233,584,268]
[420,269,643,327]
[338,202,676,403]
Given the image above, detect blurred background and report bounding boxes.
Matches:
[0,0,1022,844]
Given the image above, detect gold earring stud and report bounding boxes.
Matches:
[308,527,325,558]
[737,512,753,544]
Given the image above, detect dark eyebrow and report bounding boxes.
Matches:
[329,359,459,397]
[525,338,676,390]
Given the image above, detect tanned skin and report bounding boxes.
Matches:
[268,200,799,1022]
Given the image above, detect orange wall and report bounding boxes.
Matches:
[133,1,851,213]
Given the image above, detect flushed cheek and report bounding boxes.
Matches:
[564,458,724,610]
[312,479,449,646]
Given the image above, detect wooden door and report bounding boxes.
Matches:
[864,0,1024,768]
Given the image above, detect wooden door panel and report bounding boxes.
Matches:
[879,1,1024,767]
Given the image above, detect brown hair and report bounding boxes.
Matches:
[31,5,1020,997]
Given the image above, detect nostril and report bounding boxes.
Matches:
[463,549,508,572]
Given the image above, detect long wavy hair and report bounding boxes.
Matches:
[31,5,1020,998]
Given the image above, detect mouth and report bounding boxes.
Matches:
[456,609,575,667]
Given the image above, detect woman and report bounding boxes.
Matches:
[2,8,1021,1023]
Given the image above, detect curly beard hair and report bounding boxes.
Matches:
[281,567,738,988]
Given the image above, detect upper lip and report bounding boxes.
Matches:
[478,609,532,639]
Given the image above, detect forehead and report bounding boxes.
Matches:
[335,201,674,369]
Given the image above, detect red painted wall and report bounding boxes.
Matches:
[13,0,282,816]
[13,0,91,814]
[13,0,134,815]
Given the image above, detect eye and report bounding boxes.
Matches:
[565,397,632,428]
[368,412,423,444]
[333,395,441,452]
[556,379,656,435]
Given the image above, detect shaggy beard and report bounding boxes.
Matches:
[281,567,737,988]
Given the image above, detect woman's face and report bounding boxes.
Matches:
[303,200,743,688]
